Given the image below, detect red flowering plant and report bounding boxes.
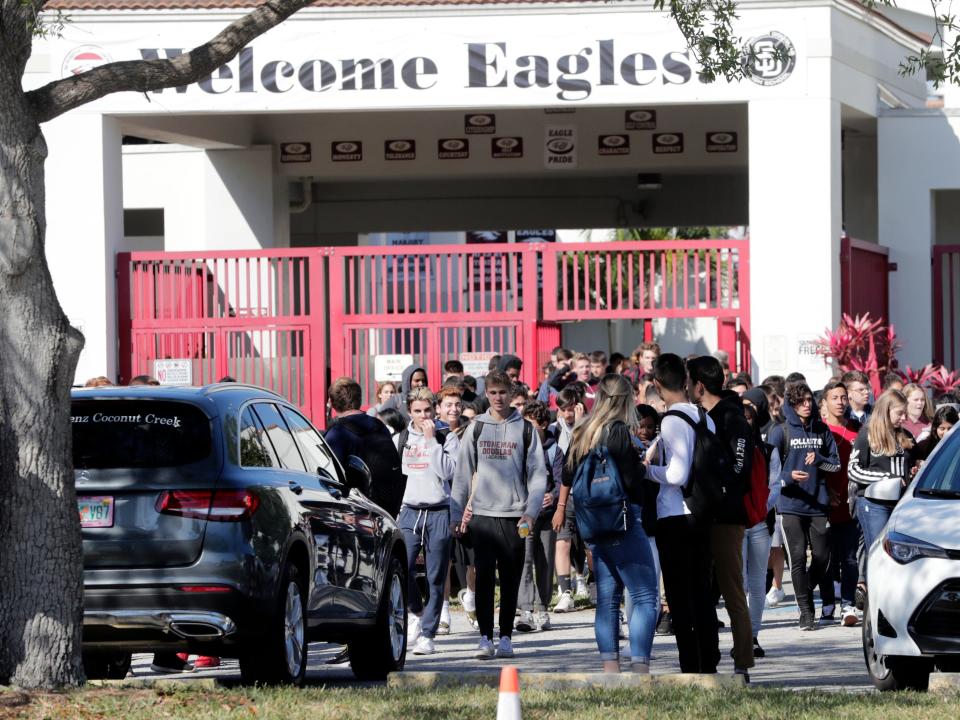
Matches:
[814,313,902,398]
[928,366,960,396]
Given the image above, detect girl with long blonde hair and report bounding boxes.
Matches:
[848,390,917,587]
[552,374,657,674]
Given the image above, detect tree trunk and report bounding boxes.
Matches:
[0,64,85,688]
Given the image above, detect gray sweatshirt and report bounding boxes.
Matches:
[396,422,460,509]
[450,409,547,522]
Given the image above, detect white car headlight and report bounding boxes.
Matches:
[883,531,950,564]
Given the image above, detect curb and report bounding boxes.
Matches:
[86,678,220,690]
[929,674,960,694]
[388,671,746,690]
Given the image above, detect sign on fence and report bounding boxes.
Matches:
[154,359,193,386]
[375,354,414,382]
[459,351,498,378]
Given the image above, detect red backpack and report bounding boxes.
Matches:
[743,445,770,527]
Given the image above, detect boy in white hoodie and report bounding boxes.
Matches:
[396,387,460,656]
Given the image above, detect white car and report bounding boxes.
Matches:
[863,427,960,691]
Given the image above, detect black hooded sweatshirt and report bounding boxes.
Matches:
[706,390,753,525]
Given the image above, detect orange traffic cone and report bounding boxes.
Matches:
[496,666,521,720]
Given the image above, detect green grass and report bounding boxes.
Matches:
[2,684,960,720]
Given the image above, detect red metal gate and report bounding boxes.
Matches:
[934,245,960,368]
[540,240,751,373]
[327,244,538,401]
[117,250,326,422]
[118,238,751,424]
[840,235,892,322]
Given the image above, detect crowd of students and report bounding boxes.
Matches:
[317,344,960,678]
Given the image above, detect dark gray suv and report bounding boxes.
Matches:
[73,384,407,684]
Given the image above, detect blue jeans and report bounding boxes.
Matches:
[399,506,451,639]
[856,497,892,583]
[742,521,772,637]
[589,504,658,664]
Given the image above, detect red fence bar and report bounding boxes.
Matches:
[934,245,960,368]
[540,239,750,321]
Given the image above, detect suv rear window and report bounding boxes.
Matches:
[72,400,212,469]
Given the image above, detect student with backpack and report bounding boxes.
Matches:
[395,387,460,656]
[686,356,754,679]
[768,382,841,630]
[553,374,658,673]
[450,370,547,660]
[644,354,720,674]
[323,377,406,518]
[515,401,562,634]
[741,401,781,658]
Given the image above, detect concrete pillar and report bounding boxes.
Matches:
[748,98,842,387]
[44,113,124,384]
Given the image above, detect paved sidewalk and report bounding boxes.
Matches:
[129,581,871,689]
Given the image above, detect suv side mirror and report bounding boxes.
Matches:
[345,455,372,497]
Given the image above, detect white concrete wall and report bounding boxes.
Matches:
[123,144,277,251]
[45,114,124,384]
[749,96,843,389]
[879,110,960,368]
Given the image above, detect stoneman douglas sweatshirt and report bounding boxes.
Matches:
[450,409,547,524]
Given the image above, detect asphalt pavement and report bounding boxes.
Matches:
[127,577,872,690]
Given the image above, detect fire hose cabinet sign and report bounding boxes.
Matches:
[154,359,193,386]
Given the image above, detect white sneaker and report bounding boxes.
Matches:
[841,605,859,627]
[475,636,496,660]
[458,588,476,612]
[554,590,575,613]
[515,611,537,633]
[537,612,552,631]
[765,587,786,608]
[412,636,436,655]
[407,614,422,645]
[496,636,515,659]
[575,575,589,599]
[438,602,451,635]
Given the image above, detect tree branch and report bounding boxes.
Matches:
[25,0,315,123]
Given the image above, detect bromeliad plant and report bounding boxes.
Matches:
[815,313,902,398]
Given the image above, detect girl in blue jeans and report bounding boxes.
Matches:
[553,374,658,673]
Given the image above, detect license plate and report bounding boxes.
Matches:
[78,496,114,528]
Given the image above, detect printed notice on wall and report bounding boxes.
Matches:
[154,359,193,386]
[544,126,577,169]
[374,354,414,382]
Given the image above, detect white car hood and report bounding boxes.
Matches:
[892,496,960,551]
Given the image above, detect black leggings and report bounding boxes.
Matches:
[469,515,526,639]
[780,514,831,617]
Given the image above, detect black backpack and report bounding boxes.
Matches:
[664,408,732,523]
[396,426,451,460]
[334,416,405,518]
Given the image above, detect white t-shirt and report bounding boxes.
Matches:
[646,402,716,519]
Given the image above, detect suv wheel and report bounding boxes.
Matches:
[863,595,931,691]
[82,651,132,680]
[240,562,307,685]
[349,556,407,680]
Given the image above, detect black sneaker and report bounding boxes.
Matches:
[655,610,673,636]
[819,608,837,626]
[753,637,765,658]
[799,612,816,631]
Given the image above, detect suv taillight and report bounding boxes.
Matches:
[156,489,259,521]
